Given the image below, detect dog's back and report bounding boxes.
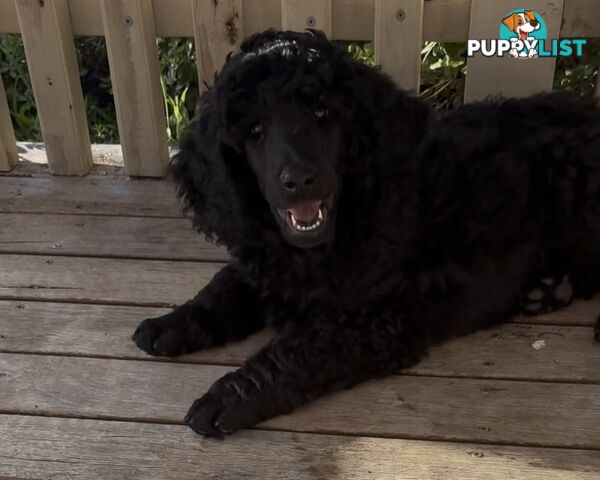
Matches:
[416,91,600,297]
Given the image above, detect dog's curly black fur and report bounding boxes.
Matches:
[133,30,600,437]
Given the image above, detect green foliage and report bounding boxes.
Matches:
[554,38,600,95]
[346,42,375,66]
[0,34,199,144]
[347,41,468,109]
[157,38,198,142]
[0,34,40,141]
[420,42,467,110]
[1,34,599,143]
[76,37,119,143]
[348,39,600,109]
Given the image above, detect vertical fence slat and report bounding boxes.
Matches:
[281,0,332,36]
[100,0,169,177]
[374,0,423,92]
[464,0,565,103]
[192,0,244,92]
[0,75,18,172]
[15,0,92,175]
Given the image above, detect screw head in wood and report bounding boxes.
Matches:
[395,8,406,21]
[124,15,134,27]
[306,16,316,28]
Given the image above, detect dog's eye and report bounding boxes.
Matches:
[250,123,264,137]
[315,108,329,119]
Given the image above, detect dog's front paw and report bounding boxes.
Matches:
[185,373,264,438]
[132,306,213,356]
[509,49,519,58]
[528,49,538,58]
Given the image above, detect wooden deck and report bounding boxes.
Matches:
[1,169,600,479]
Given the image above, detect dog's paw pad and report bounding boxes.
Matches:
[521,275,574,316]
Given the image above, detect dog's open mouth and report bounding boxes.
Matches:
[275,196,335,246]
[286,200,325,232]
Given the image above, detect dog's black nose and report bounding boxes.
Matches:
[530,19,539,26]
[280,167,316,194]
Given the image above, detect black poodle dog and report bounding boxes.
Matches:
[133,30,600,437]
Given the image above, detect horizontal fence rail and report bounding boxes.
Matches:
[0,0,599,177]
[2,0,600,41]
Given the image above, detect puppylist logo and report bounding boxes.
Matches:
[468,8,586,59]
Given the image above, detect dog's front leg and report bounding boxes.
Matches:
[184,313,428,437]
[132,263,264,356]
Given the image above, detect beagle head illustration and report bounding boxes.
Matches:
[502,10,541,40]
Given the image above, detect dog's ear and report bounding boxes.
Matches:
[502,13,518,31]
[524,10,536,22]
[170,89,265,248]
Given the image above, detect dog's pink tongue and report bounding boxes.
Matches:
[288,201,321,222]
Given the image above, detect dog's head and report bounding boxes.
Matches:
[502,11,540,40]
[172,30,427,251]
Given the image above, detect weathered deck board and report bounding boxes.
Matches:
[415,322,599,382]
[0,301,269,366]
[0,176,179,217]
[1,300,598,382]
[516,297,600,326]
[1,353,599,448]
[0,213,228,261]
[1,252,598,316]
[0,254,219,306]
[2,415,599,480]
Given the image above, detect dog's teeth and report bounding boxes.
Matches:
[289,208,324,233]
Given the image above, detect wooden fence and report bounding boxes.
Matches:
[0,0,599,177]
